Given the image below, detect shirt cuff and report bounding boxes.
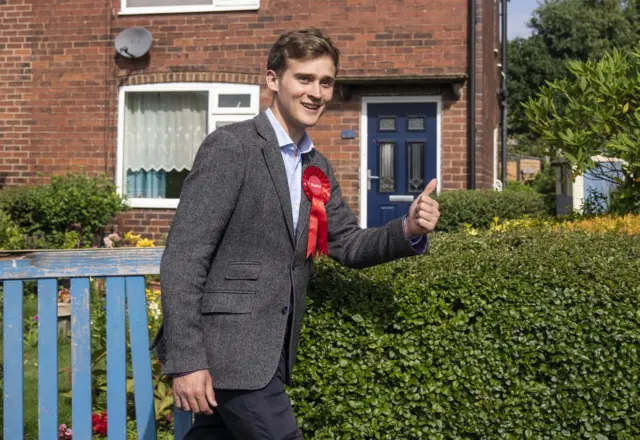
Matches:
[408,234,428,253]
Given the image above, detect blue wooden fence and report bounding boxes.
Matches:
[0,248,193,440]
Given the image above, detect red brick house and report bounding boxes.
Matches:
[1,0,502,239]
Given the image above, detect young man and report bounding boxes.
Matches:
[154,28,440,439]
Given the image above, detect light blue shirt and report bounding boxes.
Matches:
[265,108,314,235]
[264,108,427,252]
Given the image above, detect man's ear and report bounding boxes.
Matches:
[266,70,279,94]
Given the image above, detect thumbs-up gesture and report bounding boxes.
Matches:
[406,178,440,237]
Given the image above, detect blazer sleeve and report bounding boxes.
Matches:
[159,130,246,375]
[325,160,426,269]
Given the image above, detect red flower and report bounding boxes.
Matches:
[92,411,108,437]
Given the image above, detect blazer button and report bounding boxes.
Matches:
[291,263,297,271]
[281,306,288,315]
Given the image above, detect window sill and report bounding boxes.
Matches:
[126,198,179,210]
[119,4,258,15]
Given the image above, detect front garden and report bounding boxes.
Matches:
[0,174,639,439]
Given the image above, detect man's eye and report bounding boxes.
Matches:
[298,76,310,83]
[321,80,334,88]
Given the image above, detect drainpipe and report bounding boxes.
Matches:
[469,0,477,189]
[501,0,508,186]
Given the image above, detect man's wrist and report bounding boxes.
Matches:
[402,215,410,239]
[403,214,421,240]
[402,215,428,253]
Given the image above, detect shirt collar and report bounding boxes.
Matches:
[265,108,314,154]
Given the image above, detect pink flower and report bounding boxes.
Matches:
[58,424,73,440]
[108,232,121,241]
[103,237,113,248]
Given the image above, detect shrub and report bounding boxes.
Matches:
[291,230,640,439]
[0,210,25,250]
[524,46,640,214]
[530,166,556,215]
[505,180,536,192]
[0,173,128,248]
[433,189,547,232]
[566,214,640,235]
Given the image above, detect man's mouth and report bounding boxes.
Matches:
[301,103,322,111]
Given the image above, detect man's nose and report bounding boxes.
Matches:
[307,81,322,99]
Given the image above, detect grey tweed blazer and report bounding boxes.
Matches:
[152,112,422,390]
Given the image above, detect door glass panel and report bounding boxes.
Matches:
[408,117,425,131]
[408,142,425,193]
[379,142,395,192]
[378,117,396,132]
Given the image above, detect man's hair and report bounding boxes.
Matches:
[267,28,340,77]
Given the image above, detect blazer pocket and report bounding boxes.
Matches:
[225,262,261,280]
[201,290,255,314]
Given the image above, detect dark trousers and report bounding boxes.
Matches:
[184,346,303,440]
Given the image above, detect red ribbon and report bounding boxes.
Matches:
[302,166,330,258]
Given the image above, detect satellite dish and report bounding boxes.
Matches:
[115,27,152,58]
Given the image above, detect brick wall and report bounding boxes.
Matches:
[116,208,174,241]
[2,0,500,238]
[1,0,35,187]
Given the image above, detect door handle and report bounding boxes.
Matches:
[367,169,379,190]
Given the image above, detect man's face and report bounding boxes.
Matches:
[267,55,336,137]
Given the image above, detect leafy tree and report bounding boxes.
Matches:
[507,36,564,138]
[507,0,640,144]
[530,0,638,61]
[523,46,640,213]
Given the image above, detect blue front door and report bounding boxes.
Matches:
[366,102,438,227]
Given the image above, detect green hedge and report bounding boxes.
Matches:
[434,190,547,232]
[292,230,640,439]
[0,173,128,248]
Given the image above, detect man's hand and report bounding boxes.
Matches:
[172,370,218,415]
[406,178,440,237]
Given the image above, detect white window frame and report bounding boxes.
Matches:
[117,82,259,209]
[120,0,259,15]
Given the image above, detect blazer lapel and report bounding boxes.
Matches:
[255,113,295,246]
[295,151,313,248]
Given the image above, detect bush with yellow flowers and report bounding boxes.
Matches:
[474,214,640,236]
[565,214,640,235]
[146,287,163,334]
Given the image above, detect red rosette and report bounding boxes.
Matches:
[302,166,331,258]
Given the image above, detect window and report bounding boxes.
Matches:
[378,116,397,132]
[120,0,259,15]
[407,142,425,193]
[117,83,259,208]
[379,142,396,192]
[407,116,425,131]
